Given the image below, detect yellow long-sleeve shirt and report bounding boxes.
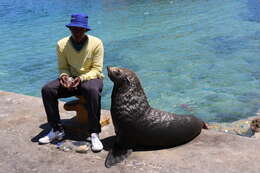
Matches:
[57,34,104,81]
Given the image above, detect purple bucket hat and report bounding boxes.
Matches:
[66,13,91,30]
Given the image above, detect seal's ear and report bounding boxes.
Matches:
[126,76,131,86]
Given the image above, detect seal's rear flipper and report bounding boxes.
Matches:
[202,121,209,129]
[105,146,132,168]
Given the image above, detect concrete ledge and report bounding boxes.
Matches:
[1,90,260,173]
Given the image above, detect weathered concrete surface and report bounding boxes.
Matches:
[1,90,260,173]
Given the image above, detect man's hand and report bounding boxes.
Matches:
[60,75,72,88]
[70,77,81,88]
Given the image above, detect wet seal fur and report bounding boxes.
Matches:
[105,67,208,168]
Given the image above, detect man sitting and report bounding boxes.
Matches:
[39,13,104,152]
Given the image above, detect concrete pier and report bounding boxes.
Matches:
[0,90,260,173]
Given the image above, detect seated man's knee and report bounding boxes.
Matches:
[81,86,100,96]
[41,83,56,96]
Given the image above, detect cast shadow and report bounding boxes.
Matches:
[100,135,175,152]
[31,123,51,143]
[101,136,116,151]
[31,121,178,152]
[133,145,177,152]
[31,118,90,143]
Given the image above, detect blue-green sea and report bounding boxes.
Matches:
[1,0,260,122]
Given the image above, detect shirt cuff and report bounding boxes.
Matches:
[59,73,69,78]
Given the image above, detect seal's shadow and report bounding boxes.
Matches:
[101,136,116,151]
[101,136,177,152]
[134,145,176,151]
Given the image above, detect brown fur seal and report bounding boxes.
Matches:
[105,67,208,168]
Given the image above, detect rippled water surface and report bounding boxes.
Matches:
[1,0,260,122]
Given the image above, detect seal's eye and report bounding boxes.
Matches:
[114,69,121,76]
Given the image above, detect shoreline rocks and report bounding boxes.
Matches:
[208,116,260,138]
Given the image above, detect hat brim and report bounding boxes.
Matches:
[66,23,91,31]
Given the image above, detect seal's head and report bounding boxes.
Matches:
[107,66,141,88]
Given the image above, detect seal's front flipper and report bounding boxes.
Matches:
[105,145,132,168]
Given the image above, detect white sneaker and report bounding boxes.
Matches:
[38,129,65,144]
[91,133,103,152]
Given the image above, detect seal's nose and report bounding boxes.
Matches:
[107,66,112,74]
[107,66,114,77]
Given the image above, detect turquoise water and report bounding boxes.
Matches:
[1,0,260,122]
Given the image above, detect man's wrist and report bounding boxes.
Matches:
[79,76,84,82]
[59,73,69,79]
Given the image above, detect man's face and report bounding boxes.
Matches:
[69,26,86,43]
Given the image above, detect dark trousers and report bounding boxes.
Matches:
[41,78,103,133]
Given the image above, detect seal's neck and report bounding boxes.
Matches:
[111,84,150,111]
